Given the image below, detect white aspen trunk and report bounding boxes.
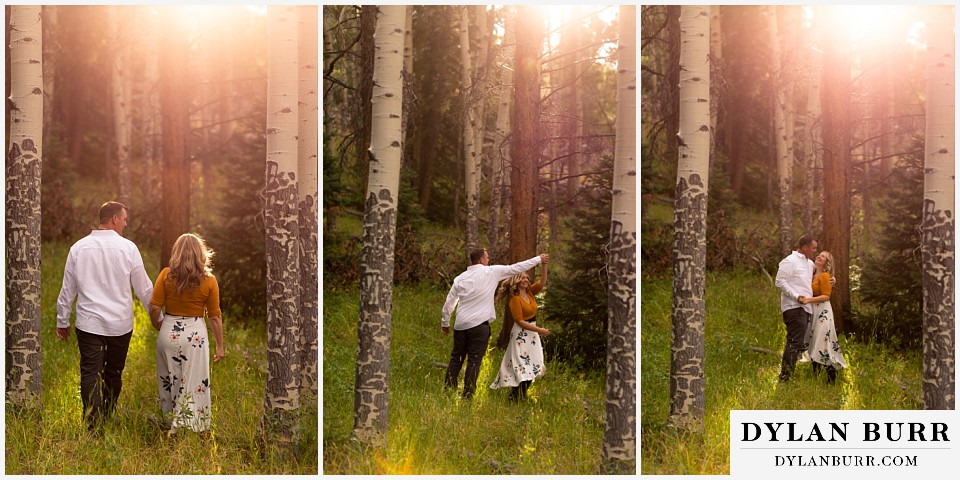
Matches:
[354,4,405,448]
[602,4,636,472]
[768,6,792,256]
[708,5,721,167]
[670,4,709,432]
[921,5,955,410]
[298,4,319,398]
[111,6,132,202]
[460,6,480,252]
[804,11,823,236]
[263,5,302,440]
[491,12,515,261]
[5,4,44,410]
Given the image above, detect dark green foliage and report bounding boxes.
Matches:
[542,157,612,371]
[207,128,267,323]
[856,144,923,349]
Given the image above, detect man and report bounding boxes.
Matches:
[56,201,154,433]
[441,249,548,398]
[774,234,817,382]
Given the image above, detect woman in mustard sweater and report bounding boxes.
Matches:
[149,233,225,434]
[490,258,550,401]
[799,251,847,384]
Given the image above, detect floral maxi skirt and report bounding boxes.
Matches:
[157,315,212,432]
[490,321,546,389]
[800,301,848,369]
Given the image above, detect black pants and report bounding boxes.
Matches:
[444,321,491,398]
[76,328,132,431]
[778,307,810,382]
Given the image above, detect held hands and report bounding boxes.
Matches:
[539,253,550,264]
[797,295,807,305]
[441,326,450,335]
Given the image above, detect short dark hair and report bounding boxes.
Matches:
[469,248,487,265]
[797,234,816,249]
[99,201,127,224]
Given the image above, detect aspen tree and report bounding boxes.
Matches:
[921,5,955,410]
[5,4,44,410]
[602,4,637,473]
[460,5,480,252]
[298,4,320,398]
[670,4,709,432]
[353,5,406,449]
[263,4,302,440]
[491,10,515,260]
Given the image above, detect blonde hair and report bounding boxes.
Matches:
[168,233,215,295]
[821,251,835,274]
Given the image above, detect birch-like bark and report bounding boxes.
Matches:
[263,5,302,440]
[491,11,515,261]
[670,4,709,432]
[460,6,479,252]
[5,5,44,410]
[353,5,405,449]
[602,4,637,473]
[921,5,955,410]
[768,6,792,256]
[298,4,319,398]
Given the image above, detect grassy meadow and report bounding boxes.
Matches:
[5,242,318,474]
[640,269,923,475]
[323,284,610,474]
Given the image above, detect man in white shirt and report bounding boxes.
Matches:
[774,234,817,382]
[56,201,154,433]
[441,249,548,398]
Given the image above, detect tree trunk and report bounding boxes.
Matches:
[298,4,319,398]
[5,4,43,411]
[819,5,851,333]
[670,4,709,432]
[353,4,405,449]
[356,6,376,184]
[802,11,822,236]
[160,7,190,270]
[510,5,542,263]
[921,5,955,410]
[460,6,480,252]
[602,5,636,473]
[111,6,132,202]
[491,11,515,262]
[41,5,58,147]
[768,6,793,256]
[263,5,302,441]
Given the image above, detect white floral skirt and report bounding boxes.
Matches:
[490,320,546,389]
[800,301,848,369]
[157,315,212,432]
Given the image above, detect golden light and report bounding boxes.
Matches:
[826,5,907,42]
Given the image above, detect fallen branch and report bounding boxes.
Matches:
[749,345,781,357]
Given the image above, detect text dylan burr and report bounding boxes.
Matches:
[741,422,949,442]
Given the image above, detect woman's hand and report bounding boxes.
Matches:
[214,344,225,362]
[539,327,551,336]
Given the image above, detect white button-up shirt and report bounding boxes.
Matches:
[56,230,154,336]
[775,250,815,314]
[441,256,542,330]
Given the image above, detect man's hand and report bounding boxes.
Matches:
[539,253,550,264]
[797,295,807,305]
[441,326,450,335]
[56,327,70,341]
[829,276,836,286]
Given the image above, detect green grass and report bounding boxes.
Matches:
[323,284,608,474]
[5,241,318,474]
[640,269,923,475]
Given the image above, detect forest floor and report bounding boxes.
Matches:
[4,242,318,475]
[640,269,923,475]
[322,284,610,474]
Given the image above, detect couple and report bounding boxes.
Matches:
[56,201,225,435]
[775,234,847,384]
[441,249,550,401]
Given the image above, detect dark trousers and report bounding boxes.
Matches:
[778,307,810,382]
[444,321,491,398]
[76,328,132,431]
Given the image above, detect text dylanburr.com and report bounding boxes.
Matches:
[730,410,956,478]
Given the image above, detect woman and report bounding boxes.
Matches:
[799,251,847,384]
[149,233,225,434]
[490,259,550,400]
